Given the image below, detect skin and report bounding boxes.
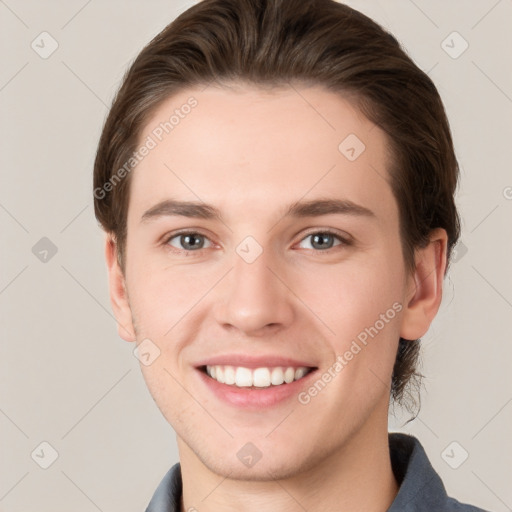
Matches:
[105,83,447,512]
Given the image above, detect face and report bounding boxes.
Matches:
[110,83,435,480]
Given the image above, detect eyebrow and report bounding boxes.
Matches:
[141,197,376,224]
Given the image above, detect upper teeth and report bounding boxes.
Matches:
[206,365,310,388]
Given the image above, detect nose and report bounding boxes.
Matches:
[213,243,295,336]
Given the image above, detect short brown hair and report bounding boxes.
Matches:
[93,0,461,411]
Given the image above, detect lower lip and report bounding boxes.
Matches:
[196,368,318,409]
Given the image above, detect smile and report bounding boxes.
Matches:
[203,365,314,388]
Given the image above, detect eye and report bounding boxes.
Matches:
[165,231,213,253]
[162,229,351,256]
[297,230,351,252]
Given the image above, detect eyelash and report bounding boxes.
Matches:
[161,229,352,256]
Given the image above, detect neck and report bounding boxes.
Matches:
[178,412,398,512]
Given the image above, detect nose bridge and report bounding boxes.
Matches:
[214,234,294,333]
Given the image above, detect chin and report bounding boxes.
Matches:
[195,439,326,483]
[205,457,306,482]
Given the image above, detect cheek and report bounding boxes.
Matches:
[126,251,216,336]
[299,256,404,339]
[301,251,404,389]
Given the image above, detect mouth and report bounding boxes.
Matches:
[198,364,317,388]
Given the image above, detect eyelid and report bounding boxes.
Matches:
[298,227,353,244]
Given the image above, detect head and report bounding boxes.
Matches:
[93,0,460,479]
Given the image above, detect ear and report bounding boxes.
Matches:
[104,233,136,342]
[400,228,448,341]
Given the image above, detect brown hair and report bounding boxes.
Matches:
[93,0,461,411]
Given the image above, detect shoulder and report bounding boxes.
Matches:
[445,497,491,512]
[388,433,491,512]
[145,462,182,512]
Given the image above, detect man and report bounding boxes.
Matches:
[93,0,490,510]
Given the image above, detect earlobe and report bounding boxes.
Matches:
[104,233,137,342]
[399,228,448,341]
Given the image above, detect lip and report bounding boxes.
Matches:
[195,365,318,410]
[194,354,318,370]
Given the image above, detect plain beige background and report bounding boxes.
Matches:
[1,0,511,510]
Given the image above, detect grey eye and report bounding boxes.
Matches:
[299,232,343,251]
[168,233,212,251]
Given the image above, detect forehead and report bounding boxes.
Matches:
[128,83,397,226]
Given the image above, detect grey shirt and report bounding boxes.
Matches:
[145,432,490,511]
